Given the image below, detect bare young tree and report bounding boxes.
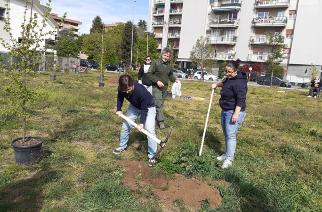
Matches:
[190,36,215,80]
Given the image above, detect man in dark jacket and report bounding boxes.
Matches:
[147,48,178,129]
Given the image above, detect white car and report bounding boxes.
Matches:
[173,70,187,79]
[193,71,217,81]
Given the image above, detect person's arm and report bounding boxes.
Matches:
[146,61,159,83]
[231,83,247,123]
[116,90,125,114]
[211,82,223,89]
[169,68,176,83]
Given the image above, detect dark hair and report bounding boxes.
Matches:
[145,55,151,60]
[118,74,134,91]
[226,59,241,72]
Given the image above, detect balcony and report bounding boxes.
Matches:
[153,10,165,16]
[152,22,164,27]
[155,0,165,5]
[250,35,285,45]
[168,33,180,39]
[168,19,181,27]
[154,33,163,39]
[252,16,287,27]
[248,53,269,62]
[170,0,183,3]
[214,52,236,60]
[169,9,183,15]
[255,0,289,9]
[209,19,239,28]
[208,36,237,45]
[211,0,242,12]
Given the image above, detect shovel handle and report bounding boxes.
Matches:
[118,113,162,145]
[199,89,215,156]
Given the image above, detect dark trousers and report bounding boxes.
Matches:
[152,86,167,123]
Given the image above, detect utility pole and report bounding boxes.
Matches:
[130,0,136,70]
[99,33,105,87]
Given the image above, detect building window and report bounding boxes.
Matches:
[257,12,269,18]
[0,7,5,20]
[289,10,296,20]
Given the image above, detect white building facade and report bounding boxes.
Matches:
[148,0,322,83]
[0,0,57,53]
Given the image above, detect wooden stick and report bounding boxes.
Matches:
[199,89,215,156]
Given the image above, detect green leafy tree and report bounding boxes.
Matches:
[90,16,104,33]
[190,36,215,80]
[0,0,54,142]
[137,20,147,37]
[134,34,159,65]
[55,29,79,57]
[121,21,137,66]
[266,32,285,82]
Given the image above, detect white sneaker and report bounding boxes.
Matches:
[221,159,233,169]
[216,154,226,161]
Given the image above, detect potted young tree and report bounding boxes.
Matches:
[0,0,56,165]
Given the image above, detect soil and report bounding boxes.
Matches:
[120,160,222,211]
[13,137,42,147]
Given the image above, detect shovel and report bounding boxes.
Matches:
[118,113,171,158]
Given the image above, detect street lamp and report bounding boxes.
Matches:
[130,0,136,70]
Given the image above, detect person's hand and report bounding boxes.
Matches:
[157,81,164,88]
[137,124,144,131]
[211,83,217,89]
[116,111,123,116]
[231,112,239,124]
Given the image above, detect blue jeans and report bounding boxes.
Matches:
[119,104,157,159]
[221,110,246,161]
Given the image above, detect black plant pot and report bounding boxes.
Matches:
[12,137,43,165]
[99,81,105,87]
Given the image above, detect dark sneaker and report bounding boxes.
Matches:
[148,158,157,167]
[113,147,126,155]
[159,122,165,129]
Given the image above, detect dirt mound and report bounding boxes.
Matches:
[120,160,222,211]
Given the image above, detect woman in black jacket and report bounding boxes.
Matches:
[211,62,247,169]
[138,56,152,94]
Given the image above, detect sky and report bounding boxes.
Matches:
[46,0,149,34]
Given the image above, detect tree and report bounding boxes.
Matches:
[121,21,137,66]
[90,16,104,33]
[265,32,285,83]
[55,29,80,57]
[190,36,215,80]
[137,20,147,37]
[0,0,54,147]
[134,34,159,65]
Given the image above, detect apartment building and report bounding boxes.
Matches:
[148,0,322,83]
[104,22,124,31]
[0,0,57,53]
[51,13,81,36]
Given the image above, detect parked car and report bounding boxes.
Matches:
[80,59,99,69]
[106,64,119,72]
[257,76,291,87]
[173,70,187,79]
[193,71,217,81]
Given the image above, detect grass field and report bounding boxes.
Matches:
[0,71,321,211]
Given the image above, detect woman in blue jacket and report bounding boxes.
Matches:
[211,62,247,169]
